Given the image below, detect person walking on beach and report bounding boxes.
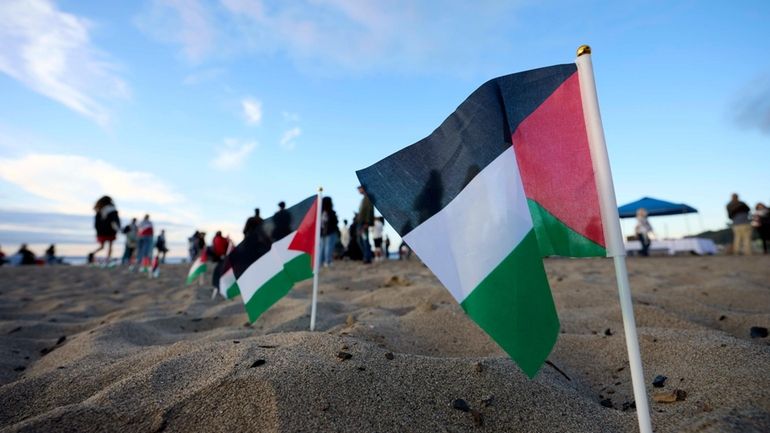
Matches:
[90,196,121,265]
[635,208,654,257]
[121,218,138,265]
[155,229,169,263]
[320,197,339,267]
[243,208,263,238]
[752,202,770,254]
[136,214,154,272]
[727,193,752,255]
[356,185,374,264]
[272,202,291,241]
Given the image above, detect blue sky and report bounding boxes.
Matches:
[1,0,768,257]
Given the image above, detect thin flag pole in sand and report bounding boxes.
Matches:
[576,45,653,433]
[309,187,323,331]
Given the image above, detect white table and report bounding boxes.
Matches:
[625,238,717,255]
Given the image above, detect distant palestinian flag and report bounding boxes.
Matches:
[212,256,240,299]
[356,64,605,377]
[229,196,318,322]
[186,247,208,285]
[151,256,160,278]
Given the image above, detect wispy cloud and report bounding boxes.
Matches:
[279,127,301,150]
[135,0,216,63]
[733,73,770,135]
[0,154,182,214]
[182,67,226,85]
[140,0,523,74]
[211,138,257,170]
[241,97,263,125]
[0,0,129,125]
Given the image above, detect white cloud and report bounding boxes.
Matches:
[0,154,183,214]
[279,127,302,150]
[241,97,263,125]
[211,138,257,170]
[135,0,216,63]
[0,0,129,125]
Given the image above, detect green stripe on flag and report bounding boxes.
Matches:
[244,254,312,322]
[225,283,240,299]
[186,264,206,285]
[527,199,606,258]
[460,229,559,378]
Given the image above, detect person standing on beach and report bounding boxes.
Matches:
[635,208,654,257]
[45,244,57,265]
[90,196,121,265]
[727,193,752,255]
[121,218,138,265]
[372,216,384,262]
[356,185,374,264]
[272,202,291,241]
[210,231,228,261]
[752,203,770,254]
[155,229,169,263]
[243,208,263,238]
[320,196,339,267]
[136,214,154,272]
[339,219,350,259]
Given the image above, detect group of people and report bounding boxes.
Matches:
[90,196,169,271]
[727,193,770,255]
[188,230,231,263]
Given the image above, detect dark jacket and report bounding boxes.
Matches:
[95,205,121,237]
[357,196,374,227]
[322,210,339,237]
[727,200,750,224]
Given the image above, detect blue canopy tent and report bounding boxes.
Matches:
[617,197,697,218]
[618,196,701,241]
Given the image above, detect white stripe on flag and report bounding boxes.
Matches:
[236,232,302,304]
[403,148,533,303]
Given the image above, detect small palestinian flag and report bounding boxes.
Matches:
[229,196,318,322]
[356,63,606,377]
[186,247,208,285]
[151,255,160,279]
[212,256,240,299]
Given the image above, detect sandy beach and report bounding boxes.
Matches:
[1,256,768,432]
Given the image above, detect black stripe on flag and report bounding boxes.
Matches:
[356,64,576,237]
[230,195,315,279]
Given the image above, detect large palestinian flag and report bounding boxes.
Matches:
[229,196,318,323]
[356,63,605,377]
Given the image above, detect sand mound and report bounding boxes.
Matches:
[1,256,769,432]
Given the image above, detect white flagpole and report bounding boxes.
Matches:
[310,187,323,331]
[576,45,653,433]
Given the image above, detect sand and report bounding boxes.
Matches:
[1,256,768,432]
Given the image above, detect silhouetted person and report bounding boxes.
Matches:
[0,244,6,266]
[122,218,138,265]
[320,197,339,267]
[18,244,36,265]
[356,186,374,263]
[155,229,168,263]
[753,203,770,254]
[727,193,752,255]
[243,208,263,237]
[90,195,121,265]
[45,244,56,265]
[272,202,292,241]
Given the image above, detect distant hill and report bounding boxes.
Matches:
[687,227,760,245]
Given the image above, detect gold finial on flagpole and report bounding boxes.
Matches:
[318,186,323,192]
[577,45,591,57]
